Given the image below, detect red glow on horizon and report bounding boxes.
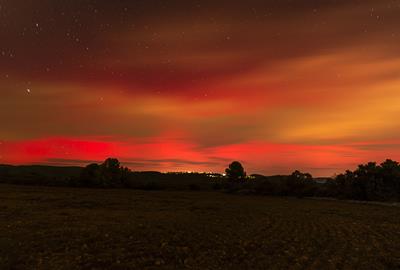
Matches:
[2,137,400,176]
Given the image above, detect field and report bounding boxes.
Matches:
[0,185,400,269]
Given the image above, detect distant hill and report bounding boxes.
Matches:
[0,164,82,186]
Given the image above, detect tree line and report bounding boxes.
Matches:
[1,158,400,202]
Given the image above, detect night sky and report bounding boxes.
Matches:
[1,0,400,176]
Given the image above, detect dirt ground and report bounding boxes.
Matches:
[0,184,399,269]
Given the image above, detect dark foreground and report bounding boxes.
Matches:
[0,185,399,270]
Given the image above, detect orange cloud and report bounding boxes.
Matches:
[1,0,400,175]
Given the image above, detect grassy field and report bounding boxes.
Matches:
[0,185,399,270]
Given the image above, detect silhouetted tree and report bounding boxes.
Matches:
[333,170,354,198]
[102,158,121,172]
[328,159,400,201]
[379,159,400,200]
[79,158,130,187]
[225,161,246,182]
[80,163,102,187]
[285,170,315,197]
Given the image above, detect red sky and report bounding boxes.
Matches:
[1,0,400,176]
